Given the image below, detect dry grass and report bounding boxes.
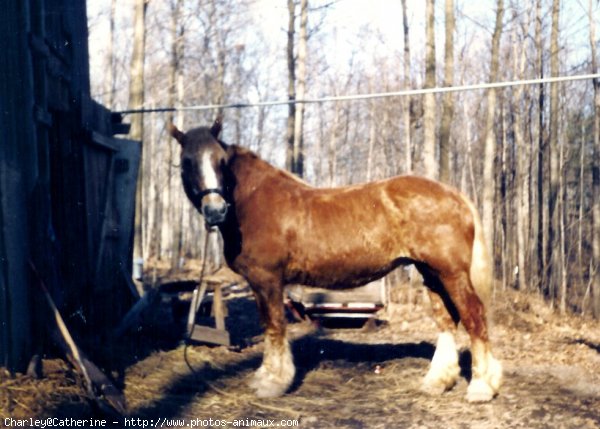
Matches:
[1,277,599,428]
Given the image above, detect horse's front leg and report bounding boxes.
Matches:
[248,280,295,398]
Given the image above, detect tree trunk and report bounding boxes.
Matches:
[578,123,585,286]
[292,0,308,177]
[422,0,437,180]
[530,0,544,294]
[401,0,412,174]
[286,0,296,173]
[559,115,567,313]
[548,0,560,306]
[482,0,504,261]
[129,0,148,267]
[160,0,182,262]
[513,7,531,290]
[500,101,509,289]
[367,87,376,181]
[104,0,116,109]
[169,0,186,269]
[589,0,600,317]
[439,0,455,184]
[328,102,340,186]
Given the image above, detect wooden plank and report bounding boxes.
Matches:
[190,325,230,346]
[90,130,119,151]
[33,105,53,127]
[111,138,141,280]
[30,262,126,416]
[0,0,38,372]
[213,285,226,331]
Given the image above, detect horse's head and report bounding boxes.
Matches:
[169,118,229,226]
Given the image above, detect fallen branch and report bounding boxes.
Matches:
[29,261,127,416]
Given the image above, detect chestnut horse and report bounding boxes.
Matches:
[169,119,502,403]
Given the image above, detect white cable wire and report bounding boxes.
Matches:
[116,73,600,115]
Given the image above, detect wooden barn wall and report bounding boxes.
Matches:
[0,0,140,372]
[0,0,38,372]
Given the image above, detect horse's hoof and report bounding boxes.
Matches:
[486,356,503,392]
[248,367,266,392]
[250,375,289,398]
[421,360,459,395]
[248,366,291,398]
[421,373,457,395]
[420,379,449,396]
[466,378,495,403]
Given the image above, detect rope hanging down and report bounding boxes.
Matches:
[116,73,600,115]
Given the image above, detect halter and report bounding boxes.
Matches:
[197,187,225,200]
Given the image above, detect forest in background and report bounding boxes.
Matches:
[87,0,600,318]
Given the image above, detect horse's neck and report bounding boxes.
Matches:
[228,146,309,196]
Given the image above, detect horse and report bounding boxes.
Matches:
[168,118,502,403]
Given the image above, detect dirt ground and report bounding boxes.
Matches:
[1,274,599,429]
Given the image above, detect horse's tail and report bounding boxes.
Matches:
[461,194,493,310]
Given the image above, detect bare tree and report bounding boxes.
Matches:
[167,0,186,268]
[286,0,297,173]
[530,0,544,293]
[439,0,455,184]
[422,0,437,179]
[293,0,308,177]
[129,0,149,266]
[104,0,116,109]
[401,0,412,174]
[482,0,504,260]
[589,0,600,317]
[511,4,531,290]
[548,0,562,310]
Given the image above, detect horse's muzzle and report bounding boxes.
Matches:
[202,202,228,226]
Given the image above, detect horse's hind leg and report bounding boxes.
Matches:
[418,267,461,395]
[439,270,502,402]
[248,280,295,398]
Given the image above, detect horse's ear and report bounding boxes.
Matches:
[168,122,185,144]
[210,115,223,138]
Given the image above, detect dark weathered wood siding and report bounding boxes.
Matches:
[0,0,140,372]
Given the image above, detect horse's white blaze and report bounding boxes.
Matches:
[422,331,460,393]
[201,150,219,190]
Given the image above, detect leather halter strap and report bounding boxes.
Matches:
[197,188,225,199]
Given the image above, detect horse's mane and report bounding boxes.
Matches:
[226,144,312,188]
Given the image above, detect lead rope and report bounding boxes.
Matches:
[183,225,215,376]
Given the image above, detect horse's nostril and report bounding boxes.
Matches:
[202,204,228,225]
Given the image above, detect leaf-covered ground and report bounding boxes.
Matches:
[1,281,599,429]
